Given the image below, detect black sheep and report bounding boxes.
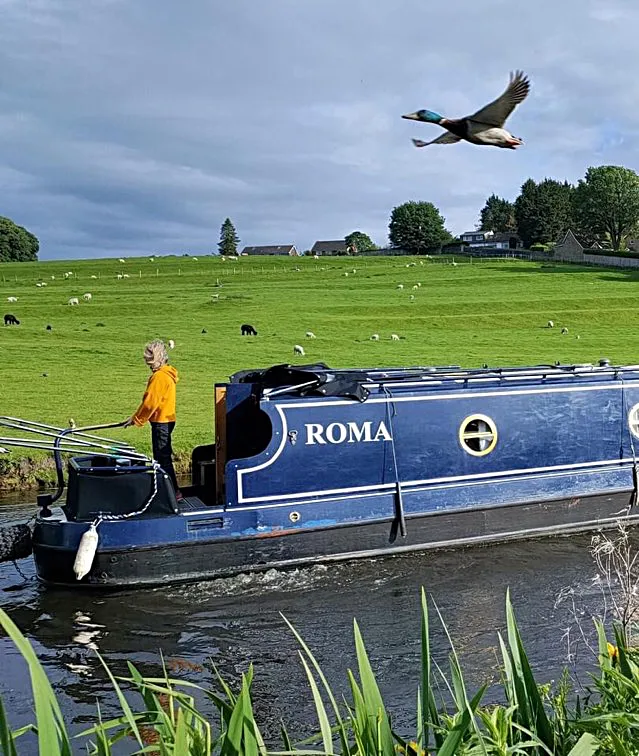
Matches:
[241,324,258,336]
[4,314,19,326]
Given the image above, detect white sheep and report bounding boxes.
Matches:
[7,296,17,302]
[419,261,425,265]
[343,272,349,277]
[67,271,73,276]
[36,282,43,288]
[83,293,92,301]
[397,284,404,290]
[305,331,316,339]
[417,282,422,287]
[313,254,320,259]
[412,285,419,290]
[391,334,400,341]
[150,257,155,263]
[41,282,47,287]
[451,261,458,267]
[122,273,130,279]
[63,273,70,279]
[168,339,175,349]
[118,258,125,263]
[68,297,79,306]
[90,275,98,279]
[294,344,305,356]
[576,335,580,340]
[547,320,554,328]
[561,327,569,335]
[352,269,357,274]
[192,257,198,261]
[409,295,415,300]
[117,273,123,279]
[370,334,379,341]
[50,275,55,280]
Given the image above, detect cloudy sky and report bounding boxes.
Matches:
[0,0,636,259]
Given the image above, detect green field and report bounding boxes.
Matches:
[2,253,639,480]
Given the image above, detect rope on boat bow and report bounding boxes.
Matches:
[382,385,407,538]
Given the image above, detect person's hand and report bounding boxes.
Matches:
[123,417,135,428]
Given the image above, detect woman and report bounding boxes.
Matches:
[124,340,181,499]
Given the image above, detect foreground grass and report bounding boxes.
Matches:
[1,589,637,755]
[2,254,639,485]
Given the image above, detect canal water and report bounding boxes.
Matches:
[0,495,616,754]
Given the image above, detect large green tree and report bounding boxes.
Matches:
[514,179,575,247]
[345,231,376,254]
[0,216,39,262]
[388,201,451,253]
[217,218,240,256]
[479,194,517,233]
[573,166,639,251]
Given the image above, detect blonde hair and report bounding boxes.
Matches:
[143,340,168,371]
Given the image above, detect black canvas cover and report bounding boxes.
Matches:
[229,363,371,402]
[65,456,178,522]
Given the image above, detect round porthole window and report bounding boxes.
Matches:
[459,414,498,457]
[628,403,639,439]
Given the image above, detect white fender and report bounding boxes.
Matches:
[73,524,99,580]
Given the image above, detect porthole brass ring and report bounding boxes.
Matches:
[459,413,498,457]
[289,511,300,523]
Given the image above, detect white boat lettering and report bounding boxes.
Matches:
[305,421,392,445]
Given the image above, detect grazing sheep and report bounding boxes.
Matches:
[419,261,425,265]
[168,339,175,349]
[370,334,379,341]
[41,282,47,287]
[150,257,155,262]
[391,334,400,341]
[46,324,52,330]
[117,273,123,279]
[352,269,357,274]
[90,275,98,279]
[547,320,554,328]
[68,297,79,306]
[118,258,125,263]
[305,331,316,339]
[201,328,207,334]
[409,295,415,301]
[83,293,92,301]
[50,275,55,280]
[576,335,580,340]
[241,324,258,336]
[397,284,404,289]
[63,272,70,280]
[417,282,422,287]
[36,283,43,288]
[294,344,305,356]
[4,314,19,326]
[313,254,320,259]
[192,257,198,261]
[7,296,17,302]
[122,273,130,279]
[561,327,569,335]
[412,285,419,290]
[344,272,349,277]
[451,261,458,267]
[67,271,73,276]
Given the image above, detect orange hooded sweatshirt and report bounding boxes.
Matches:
[132,365,179,426]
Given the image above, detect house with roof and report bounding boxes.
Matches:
[553,230,604,261]
[311,240,348,256]
[460,230,522,250]
[241,244,299,256]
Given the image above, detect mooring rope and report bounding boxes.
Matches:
[91,460,162,529]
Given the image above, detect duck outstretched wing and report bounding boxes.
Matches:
[412,133,462,147]
[467,70,530,127]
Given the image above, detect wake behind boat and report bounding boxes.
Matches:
[2,359,639,588]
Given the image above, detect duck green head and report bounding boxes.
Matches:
[402,109,443,124]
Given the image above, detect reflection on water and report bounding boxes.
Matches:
[0,495,616,754]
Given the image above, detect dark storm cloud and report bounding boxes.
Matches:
[1,0,638,258]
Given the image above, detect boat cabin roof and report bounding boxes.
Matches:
[229,361,639,402]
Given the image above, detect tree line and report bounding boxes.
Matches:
[0,216,39,262]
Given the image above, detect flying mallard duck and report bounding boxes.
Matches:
[402,70,530,149]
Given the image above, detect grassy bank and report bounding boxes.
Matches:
[2,254,639,490]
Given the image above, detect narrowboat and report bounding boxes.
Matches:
[2,359,639,589]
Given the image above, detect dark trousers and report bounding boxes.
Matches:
[151,421,179,494]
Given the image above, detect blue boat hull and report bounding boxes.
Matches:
[29,362,639,588]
